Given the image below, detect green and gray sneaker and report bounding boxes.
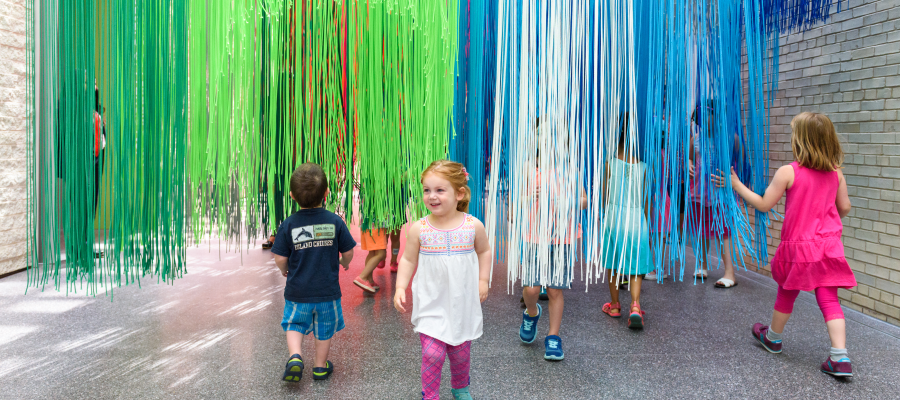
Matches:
[282,354,303,382]
[313,360,334,380]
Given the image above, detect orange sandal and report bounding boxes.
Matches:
[628,302,645,329]
[602,302,622,318]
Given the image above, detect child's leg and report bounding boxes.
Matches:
[815,287,847,349]
[420,334,448,400]
[546,288,564,336]
[629,275,643,309]
[359,249,386,281]
[287,331,303,356]
[446,341,472,389]
[606,269,621,313]
[522,286,541,317]
[771,286,801,333]
[721,235,736,282]
[697,237,710,274]
[389,230,401,264]
[313,338,332,369]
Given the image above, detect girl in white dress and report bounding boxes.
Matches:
[394,160,492,400]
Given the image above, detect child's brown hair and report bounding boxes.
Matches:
[290,163,328,208]
[421,160,471,212]
[790,112,844,171]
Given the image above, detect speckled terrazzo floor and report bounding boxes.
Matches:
[1,232,899,399]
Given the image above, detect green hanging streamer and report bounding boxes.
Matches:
[350,0,458,231]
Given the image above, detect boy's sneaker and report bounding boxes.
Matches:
[377,260,386,269]
[450,386,474,400]
[519,304,542,343]
[821,357,853,377]
[544,335,564,361]
[312,360,334,380]
[282,354,303,382]
[751,323,783,354]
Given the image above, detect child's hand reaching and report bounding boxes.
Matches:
[711,167,739,189]
[393,290,407,313]
[479,280,489,302]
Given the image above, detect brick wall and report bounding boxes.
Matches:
[744,0,900,326]
[0,0,27,275]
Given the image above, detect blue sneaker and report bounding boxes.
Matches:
[519,303,542,343]
[544,335,564,361]
[282,354,303,382]
[312,360,334,380]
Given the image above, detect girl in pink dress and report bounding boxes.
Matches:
[719,112,856,377]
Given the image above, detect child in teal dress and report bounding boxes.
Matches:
[600,119,654,329]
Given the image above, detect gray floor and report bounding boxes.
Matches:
[2,236,900,399]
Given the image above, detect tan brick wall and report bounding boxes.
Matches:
[0,0,27,275]
[744,0,900,326]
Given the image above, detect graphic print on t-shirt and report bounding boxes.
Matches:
[292,224,337,250]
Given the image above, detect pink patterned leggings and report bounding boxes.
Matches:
[420,334,470,400]
[774,286,844,322]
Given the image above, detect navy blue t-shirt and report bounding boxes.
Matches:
[272,208,356,303]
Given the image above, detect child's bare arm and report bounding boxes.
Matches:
[728,164,793,213]
[836,169,852,218]
[579,187,588,210]
[340,249,354,271]
[394,222,422,313]
[274,254,289,277]
[472,219,493,302]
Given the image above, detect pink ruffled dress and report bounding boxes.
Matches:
[770,162,856,291]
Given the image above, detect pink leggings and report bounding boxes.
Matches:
[774,286,844,322]
[420,334,470,400]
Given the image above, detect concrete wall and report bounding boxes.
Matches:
[0,0,27,275]
[746,0,900,326]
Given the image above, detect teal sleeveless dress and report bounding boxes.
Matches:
[602,158,653,276]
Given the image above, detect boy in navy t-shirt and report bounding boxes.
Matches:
[272,163,356,382]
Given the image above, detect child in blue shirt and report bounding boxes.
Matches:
[272,163,356,382]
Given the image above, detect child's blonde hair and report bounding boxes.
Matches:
[790,112,844,171]
[421,160,471,212]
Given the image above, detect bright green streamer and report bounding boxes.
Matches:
[350,0,457,231]
[190,0,263,247]
[296,0,354,218]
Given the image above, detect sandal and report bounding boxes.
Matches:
[353,277,379,293]
[628,303,645,329]
[714,278,738,289]
[602,302,622,318]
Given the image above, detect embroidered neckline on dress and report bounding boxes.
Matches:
[424,214,469,232]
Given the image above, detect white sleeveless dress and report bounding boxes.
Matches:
[410,214,483,346]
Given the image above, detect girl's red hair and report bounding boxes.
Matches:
[421,160,471,212]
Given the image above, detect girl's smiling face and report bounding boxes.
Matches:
[422,173,463,216]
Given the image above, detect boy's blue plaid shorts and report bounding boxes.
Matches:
[282,299,345,340]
